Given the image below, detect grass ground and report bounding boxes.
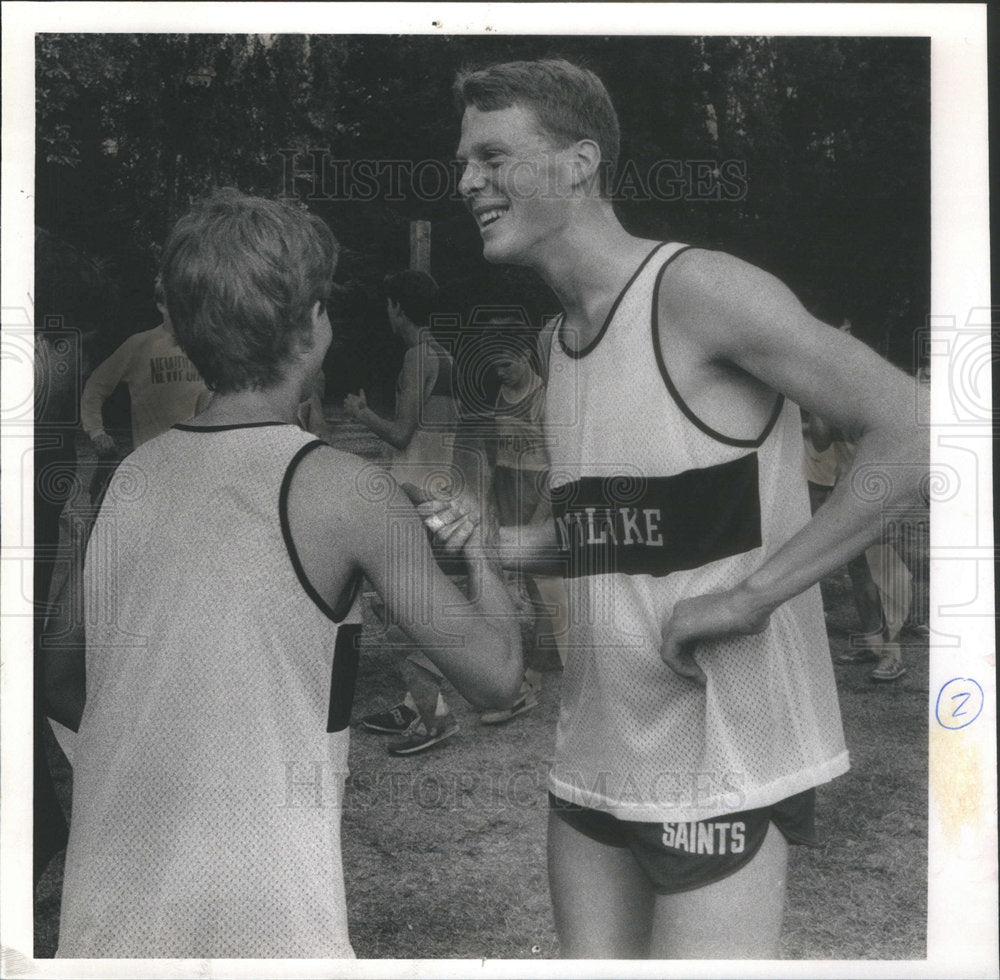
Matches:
[33,409,928,960]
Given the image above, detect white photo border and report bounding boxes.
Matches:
[2,3,994,978]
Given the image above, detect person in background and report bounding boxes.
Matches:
[482,326,567,723]
[803,408,910,682]
[80,278,207,499]
[344,271,462,755]
[33,228,117,885]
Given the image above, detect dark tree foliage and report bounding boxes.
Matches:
[36,34,929,397]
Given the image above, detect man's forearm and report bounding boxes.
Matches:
[497,523,566,575]
[358,407,412,451]
[740,422,928,617]
[464,543,519,627]
[80,379,114,439]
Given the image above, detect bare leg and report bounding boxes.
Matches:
[647,822,789,959]
[399,653,445,728]
[547,811,654,958]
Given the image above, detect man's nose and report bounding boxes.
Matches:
[458,160,486,198]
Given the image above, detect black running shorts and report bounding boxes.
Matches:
[549,788,818,895]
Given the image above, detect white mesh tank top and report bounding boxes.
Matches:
[58,422,359,958]
[545,242,848,823]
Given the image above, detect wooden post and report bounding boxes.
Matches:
[409,220,431,273]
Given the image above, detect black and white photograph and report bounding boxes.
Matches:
[1,3,995,977]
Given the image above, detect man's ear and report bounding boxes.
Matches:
[295,300,325,352]
[570,139,603,193]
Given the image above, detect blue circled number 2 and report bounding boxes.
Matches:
[935,677,984,730]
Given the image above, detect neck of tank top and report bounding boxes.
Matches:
[557,241,668,359]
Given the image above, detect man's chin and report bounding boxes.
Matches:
[480,233,522,266]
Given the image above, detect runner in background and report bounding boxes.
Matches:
[482,325,566,723]
[80,277,207,501]
[345,271,462,755]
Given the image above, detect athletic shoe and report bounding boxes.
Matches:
[387,717,459,756]
[480,681,539,725]
[835,646,879,665]
[870,644,906,682]
[360,701,418,734]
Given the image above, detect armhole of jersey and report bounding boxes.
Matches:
[538,316,561,385]
[279,439,359,624]
[651,248,785,449]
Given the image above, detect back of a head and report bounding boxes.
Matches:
[453,58,620,197]
[383,270,439,327]
[161,188,338,393]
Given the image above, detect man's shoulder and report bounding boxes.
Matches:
[292,443,372,493]
[656,246,759,303]
[131,324,169,345]
[654,247,803,352]
[400,342,431,374]
[290,446,412,552]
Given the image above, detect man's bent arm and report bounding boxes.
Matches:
[658,250,927,661]
[356,346,427,451]
[289,450,523,708]
[80,337,134,440]
[357,404,418,451]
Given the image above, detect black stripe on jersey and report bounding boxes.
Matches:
[651,249,784,449]
[327,623,362,733]
[559,242,669,359]
[551,455,762,578]
[279,440,359,624]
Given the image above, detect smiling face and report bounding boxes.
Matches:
[456,104,575,267]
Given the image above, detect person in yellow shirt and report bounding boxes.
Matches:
[80,279,207,459]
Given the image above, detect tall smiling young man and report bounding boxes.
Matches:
[430,59,928,959]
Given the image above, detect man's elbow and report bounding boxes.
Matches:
[389,424,418,452]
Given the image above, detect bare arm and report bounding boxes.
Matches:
[657,250,928,681]
[346,347,427,451]
[80,335,136,443]
[420,487,564,575]
[287,449,523,708]
[497,520,564,575]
